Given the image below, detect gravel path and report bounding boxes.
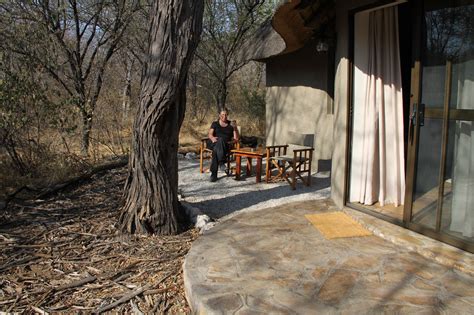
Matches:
[178,157,331,220]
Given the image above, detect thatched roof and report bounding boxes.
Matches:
[241,0,335,61]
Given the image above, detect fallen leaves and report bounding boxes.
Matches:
[0,167,198,313]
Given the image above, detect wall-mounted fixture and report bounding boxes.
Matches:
[316,40,329,52]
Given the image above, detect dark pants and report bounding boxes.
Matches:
[207,138,229,173]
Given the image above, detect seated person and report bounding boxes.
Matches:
[207,108,239,182]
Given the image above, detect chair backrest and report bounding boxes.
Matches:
[287,131,314,151]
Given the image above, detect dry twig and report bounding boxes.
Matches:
[0,166,197,313]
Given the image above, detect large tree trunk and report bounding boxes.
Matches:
[119,1,204,235]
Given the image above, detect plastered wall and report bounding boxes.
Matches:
[265,40,334,172]
[266,86,333,171]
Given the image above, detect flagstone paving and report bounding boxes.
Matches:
[183,199,474,314]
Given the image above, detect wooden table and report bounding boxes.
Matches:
[231,147,265,183]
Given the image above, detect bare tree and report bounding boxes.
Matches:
[425,6,474,62]
[119,1,204,235]
[117,0,153,120]
[0,0,138,155]
[195,0,272,111]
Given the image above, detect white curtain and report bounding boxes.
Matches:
[350,6,405,206]
[450,60,474,238]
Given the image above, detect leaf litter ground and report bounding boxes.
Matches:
[0,166,198,313]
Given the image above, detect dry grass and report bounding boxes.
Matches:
[0,114,264,201]
[179,120,209,155]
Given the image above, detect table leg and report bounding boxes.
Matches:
[235,155,241,180]
[256,157,262,183]
[246,157,252,176]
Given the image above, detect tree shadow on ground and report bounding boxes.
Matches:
[188,174,331,219]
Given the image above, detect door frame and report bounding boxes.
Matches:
[345,0,410,226]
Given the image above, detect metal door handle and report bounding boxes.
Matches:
[410,103,418,127]
[410,103,425,127]
[419,103,425,127]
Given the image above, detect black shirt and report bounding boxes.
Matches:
[210,121,234,142]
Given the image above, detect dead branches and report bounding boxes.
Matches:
[0,166,197,313]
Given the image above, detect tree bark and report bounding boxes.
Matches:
[122,57,133,120]
[80,108,92,156]
[119,1,204,235]
[216,80,228,112]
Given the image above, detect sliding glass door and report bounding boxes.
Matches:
[405,0,474,250]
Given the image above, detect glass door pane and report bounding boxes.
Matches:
[440,61,474,241]
[411,117,443,228]
[410,0,474,244]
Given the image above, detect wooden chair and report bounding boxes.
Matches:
[265,133,314,190]
[199,138,240,173]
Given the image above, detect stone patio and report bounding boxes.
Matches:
[183,199,474,314]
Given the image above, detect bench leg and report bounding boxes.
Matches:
[256,158,262,183]
[265,158,270,183]
[200,142,206,173]
[235,155,242,180]
[291,169,296,190]
[246,158,252,176]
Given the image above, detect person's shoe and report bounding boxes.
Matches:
[210,172,217,182]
